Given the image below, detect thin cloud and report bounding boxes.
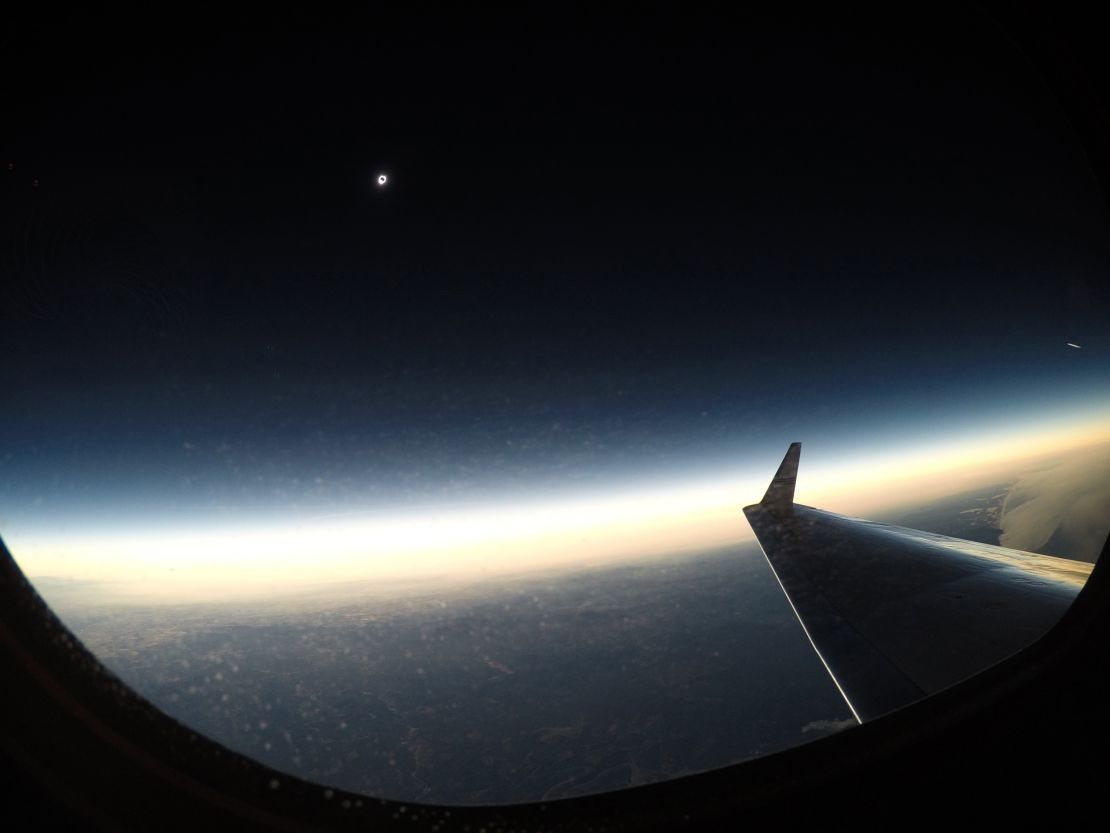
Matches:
[801,718,857,734]
[999,443,1110,562]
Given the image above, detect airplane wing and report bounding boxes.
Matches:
[743,443,1092,722]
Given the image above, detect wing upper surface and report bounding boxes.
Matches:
[744,445,1091,721]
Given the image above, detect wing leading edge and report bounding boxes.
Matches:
[743,443,1091,722]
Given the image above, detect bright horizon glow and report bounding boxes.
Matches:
[799,409,1110,515]
[9,410,1110,604]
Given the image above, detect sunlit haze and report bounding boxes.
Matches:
[9,405,1109,603]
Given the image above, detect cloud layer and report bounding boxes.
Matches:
[999,443,1110,562]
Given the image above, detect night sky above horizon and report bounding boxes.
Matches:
[2,10,1109,590]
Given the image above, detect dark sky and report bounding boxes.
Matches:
[2,8,1109,526]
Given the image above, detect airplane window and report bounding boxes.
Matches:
[2,9,1108,806]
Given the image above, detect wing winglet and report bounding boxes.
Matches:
[760,441,801,514]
